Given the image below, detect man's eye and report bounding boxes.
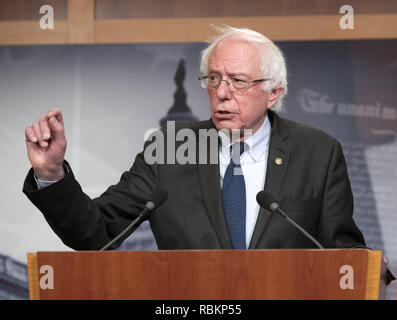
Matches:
[231,78,246,83]
[209,75,219,81]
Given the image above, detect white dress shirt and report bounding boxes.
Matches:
[218,115,271,248]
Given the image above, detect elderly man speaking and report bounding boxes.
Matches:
[23,26,366,251]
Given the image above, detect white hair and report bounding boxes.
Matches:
[200,25,288,112]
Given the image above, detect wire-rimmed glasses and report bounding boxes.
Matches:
[198,72,271,92]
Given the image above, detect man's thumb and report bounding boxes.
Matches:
[49,116,62,131]
[48,116,66,143]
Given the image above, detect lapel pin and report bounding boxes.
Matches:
[275,157,283,165]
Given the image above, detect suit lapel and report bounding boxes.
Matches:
[249,111,292,249]
[196,121,233,249]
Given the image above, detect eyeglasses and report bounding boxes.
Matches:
[198,73,271,93]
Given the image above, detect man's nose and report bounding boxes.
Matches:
[216,79,232,101]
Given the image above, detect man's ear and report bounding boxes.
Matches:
[267,88,285,109]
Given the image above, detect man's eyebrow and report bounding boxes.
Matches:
[228,72,250,78]
[207,69,220,74]
[207,70,250,78]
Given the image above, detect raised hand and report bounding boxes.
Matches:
[25,108,67,181]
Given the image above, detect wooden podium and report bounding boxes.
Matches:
[27,249,387,300]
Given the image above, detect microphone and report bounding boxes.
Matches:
[99,187,168,251]
[256,191,324,249]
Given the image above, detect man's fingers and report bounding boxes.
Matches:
[48,116,66,146]
[32,121,48,148]
[25,126,38,143]
[25,110,65,150]
[47,108,64,126]
[32,122,41,140]
[48,116,63,133]
[39,115,51,140]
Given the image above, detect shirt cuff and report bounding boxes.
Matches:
[34,165,69,189]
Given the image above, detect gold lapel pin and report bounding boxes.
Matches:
[275,157,283,165]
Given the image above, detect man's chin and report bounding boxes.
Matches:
[215,124,249,141]
[216,126,244,135]
[213,119,242,132]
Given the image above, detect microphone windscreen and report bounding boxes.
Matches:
[256,191,277,210]
[150,187,168,208]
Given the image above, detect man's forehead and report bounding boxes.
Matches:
[208,38,262,72]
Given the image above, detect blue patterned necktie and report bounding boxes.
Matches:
[221,142,247,249]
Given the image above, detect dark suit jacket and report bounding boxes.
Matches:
[23,110,366,251]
